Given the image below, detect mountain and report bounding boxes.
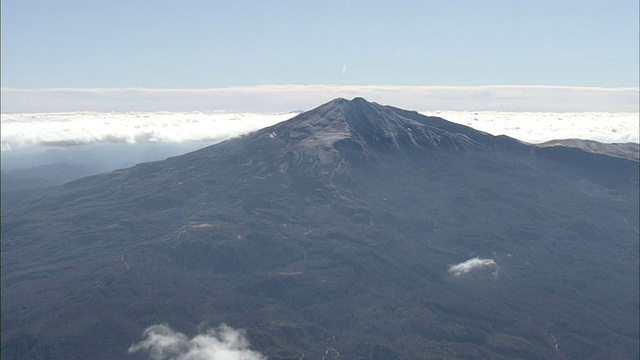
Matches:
[2,98,638,360]
[3,163,103,187]
[1,163,109,211]
[537,139,639,161]
[1,171,56,192]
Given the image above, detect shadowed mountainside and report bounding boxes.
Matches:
[2,98,638,359]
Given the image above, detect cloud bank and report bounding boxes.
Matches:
[129,323,265,360]
[427,111,640,144]
[448,257,498,276]
[0,111,295,151]
[2,85,638,113]
[2,110,637,151]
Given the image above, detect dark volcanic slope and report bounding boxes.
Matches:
[2,98,639,360]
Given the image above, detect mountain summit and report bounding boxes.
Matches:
[2,98,638,359]
[269,97,485,152]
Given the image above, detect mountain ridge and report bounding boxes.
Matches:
[537,138,639,160]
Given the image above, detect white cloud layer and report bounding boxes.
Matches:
[2,85,638,113]
[129,323,266,360]
[0,111,295,151]
[448,257,498,276]
[425,111,640,144]
[1,110,637,151]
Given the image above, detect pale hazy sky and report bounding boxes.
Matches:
[2,0,638,89]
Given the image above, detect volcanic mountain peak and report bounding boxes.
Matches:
[263,97,486,155]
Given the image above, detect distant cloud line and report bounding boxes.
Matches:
[2,85,638,113]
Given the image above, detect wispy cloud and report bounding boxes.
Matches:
[448,257,498,276]
[2,85,638,113]
[129,323,265,360]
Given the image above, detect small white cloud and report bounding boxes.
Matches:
[129,323,266,360]
[448,257,498,276]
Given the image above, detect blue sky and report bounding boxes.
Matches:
[2,0,638,89]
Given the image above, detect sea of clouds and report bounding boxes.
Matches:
[429,111,640,144]
[1,110,637,152]
[0,111,296,151]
